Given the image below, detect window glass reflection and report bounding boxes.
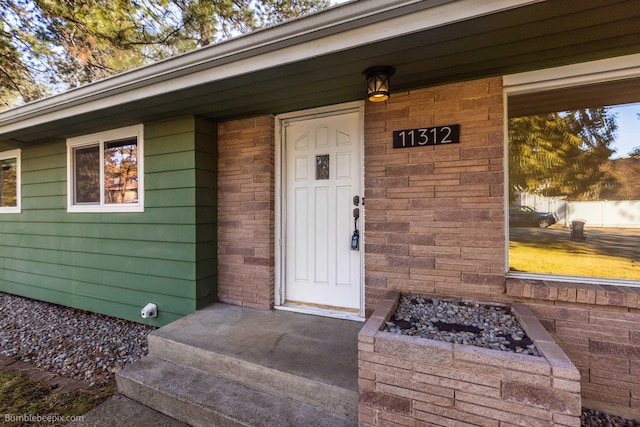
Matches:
[0,158,17,207]
[104,138,138,204]
[74,146,100,204]
[316,154,329,180]
[508,88,640,281]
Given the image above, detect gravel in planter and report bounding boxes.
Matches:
[384,294,541,357]
[581,408,639,427]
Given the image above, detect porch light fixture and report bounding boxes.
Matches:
[363,66,395,102]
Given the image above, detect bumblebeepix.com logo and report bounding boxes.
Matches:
[4,413,85,424]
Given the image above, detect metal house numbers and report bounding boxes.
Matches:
[392,125,460,149]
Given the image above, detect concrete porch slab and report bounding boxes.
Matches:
[150,303,361,392]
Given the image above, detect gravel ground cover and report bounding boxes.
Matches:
[0,293,154,387]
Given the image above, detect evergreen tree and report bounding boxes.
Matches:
[0,0,330,109]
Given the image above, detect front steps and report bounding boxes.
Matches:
[116,304,361,426]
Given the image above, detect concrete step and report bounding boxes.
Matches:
[117,355,357,427]
[144,304,360,421]
[146,333,358,421]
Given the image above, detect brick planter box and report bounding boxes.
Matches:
[358,291,582,426]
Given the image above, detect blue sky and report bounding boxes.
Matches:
[611,103,640,158]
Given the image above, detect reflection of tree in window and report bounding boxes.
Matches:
[509,108,616,202]
[316,154,329,180]
[74,146,100,203]
[508,93,640,281]
[0,158,17,207]
[104,138,138,204]
[599,146,640,200]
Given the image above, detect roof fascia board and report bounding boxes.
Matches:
[0,0,542,136]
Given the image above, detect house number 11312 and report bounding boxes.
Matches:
[392,125,460,149]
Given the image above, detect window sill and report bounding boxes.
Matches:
[506,277,640,309]
[0,209,21,214]
[67,205,144,213]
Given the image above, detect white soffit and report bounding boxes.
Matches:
[504,53,640,94]
[0,0,541,135]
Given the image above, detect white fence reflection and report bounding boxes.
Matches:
[516,193,640,228]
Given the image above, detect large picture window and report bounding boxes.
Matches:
[67,125,144,213]
[0,149,20,213]
[507,77,640,283]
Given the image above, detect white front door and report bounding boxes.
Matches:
[280,105,363,315]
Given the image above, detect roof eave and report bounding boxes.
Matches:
[0,0,542,138]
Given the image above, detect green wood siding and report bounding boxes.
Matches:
[0,117,218,326]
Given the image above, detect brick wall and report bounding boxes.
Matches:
[508,279,640,418]
[217,115,275,309]
[363,77,506,315]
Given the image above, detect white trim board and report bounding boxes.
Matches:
[504,53,640,94]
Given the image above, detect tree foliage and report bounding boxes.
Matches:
[0,0,330,110]
[508,108,617,201]
[0,157,18,206]
[104,139,139,204]
[1,1,51,106]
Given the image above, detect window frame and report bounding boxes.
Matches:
[66,125,144,213]
[503,54,640,288]
[0,149,21,214]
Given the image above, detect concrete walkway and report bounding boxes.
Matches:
[69,394,189,427]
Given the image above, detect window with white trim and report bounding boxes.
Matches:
[67,125,144,213]
[506,67,640,284]
[0,149,20,213]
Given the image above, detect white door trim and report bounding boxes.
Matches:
[275,101,365,321]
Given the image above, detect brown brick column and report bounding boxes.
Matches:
[363,77,506,315]
[217,115,275,309]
